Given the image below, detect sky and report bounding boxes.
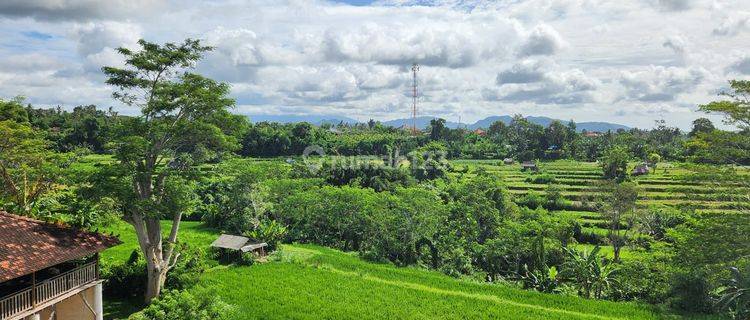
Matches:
[1,0,749,129]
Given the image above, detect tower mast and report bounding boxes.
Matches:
[411,62,419,135]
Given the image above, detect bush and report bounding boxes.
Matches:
[103,246,208,299]
[165,245,209,291]
[525,173,557,184]
[129,289,233,320]
[669,272,713,314]
[102,250,147,298]
[611,260,670,303]
[518,191,544,209]
[544,184,566,210]
[245,219,288,251]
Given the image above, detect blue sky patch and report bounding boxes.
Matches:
[22,31,53,40]
[331,0,375,6]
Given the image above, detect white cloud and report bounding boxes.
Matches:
[662,34,687,55]
[713,12,750,36]
[488,60,600,105]
[650,0,693,12]
[0,0,748,129]
[619,66,707,102]
[0,0,166,21]
[727,56,750,75]
[518,24,567,57]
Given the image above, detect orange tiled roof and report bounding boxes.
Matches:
[0,211,120,282]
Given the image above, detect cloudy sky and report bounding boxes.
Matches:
[1,0,749,129]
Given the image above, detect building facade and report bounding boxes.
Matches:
[0,212,120,320]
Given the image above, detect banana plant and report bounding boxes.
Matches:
[715,266,749,320]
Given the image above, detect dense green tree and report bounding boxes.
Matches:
[429,118,449,141]
[700,80,750,130]
[689,118,716,136]
[599,146,630,180]
[0,120,70,215]
[0,97,29,123]
[99,39,239,302]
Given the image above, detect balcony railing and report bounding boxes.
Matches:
[0,262,98,320]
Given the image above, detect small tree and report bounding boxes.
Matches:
[0,120,70,215]
[647,153,661,172]
[100,39,240,302]
[599,146,629,181]
[594,181,638,262]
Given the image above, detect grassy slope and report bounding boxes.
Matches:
[102,221,706,320]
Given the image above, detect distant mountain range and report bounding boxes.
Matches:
[383,116,629,132]
[246,114,630,132]
[247,114,358,126]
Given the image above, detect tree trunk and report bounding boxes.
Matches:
[144,263,164,303]
[613,245,621,263]
[131,210,183,303]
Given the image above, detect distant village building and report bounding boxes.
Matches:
[632,163,650,176]
[0,211,120,320]
[583,131,602,138]
[473,128,486,136]
[521,161,539,172]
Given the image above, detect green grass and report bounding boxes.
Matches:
[102,221,713,320]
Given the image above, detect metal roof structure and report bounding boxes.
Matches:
[210,234,251,251]
[210,234,269,255]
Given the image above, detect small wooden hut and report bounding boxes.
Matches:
[632,163,650,176]
[521,161,539,172]
[210,234,268,257]
[503,158,514,165]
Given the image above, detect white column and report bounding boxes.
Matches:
[93,283,103,320]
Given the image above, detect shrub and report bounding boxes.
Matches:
[129,289,233,320]
[164,245,209,291]
[102,250,146,298]
[543,184,566,210]
[669,272,713,314]
[610,260,670,303]
[518,191,544,209]
[245,219,288,251]
[525,173,557,184]
[103,246,208,299]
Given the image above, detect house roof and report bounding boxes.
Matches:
[210,234,250,250]
[0,211,121,282]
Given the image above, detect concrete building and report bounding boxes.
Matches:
[0,211,120,320]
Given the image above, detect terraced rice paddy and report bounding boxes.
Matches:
[450,160,750,260]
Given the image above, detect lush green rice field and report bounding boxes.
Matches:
[451,159,749,261]
[102,221,714,320]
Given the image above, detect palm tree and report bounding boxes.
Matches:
[715,267,749,320]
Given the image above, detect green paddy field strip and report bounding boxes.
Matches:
[102,221,716,319]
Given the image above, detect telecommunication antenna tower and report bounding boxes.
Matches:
[411,62,419,135]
